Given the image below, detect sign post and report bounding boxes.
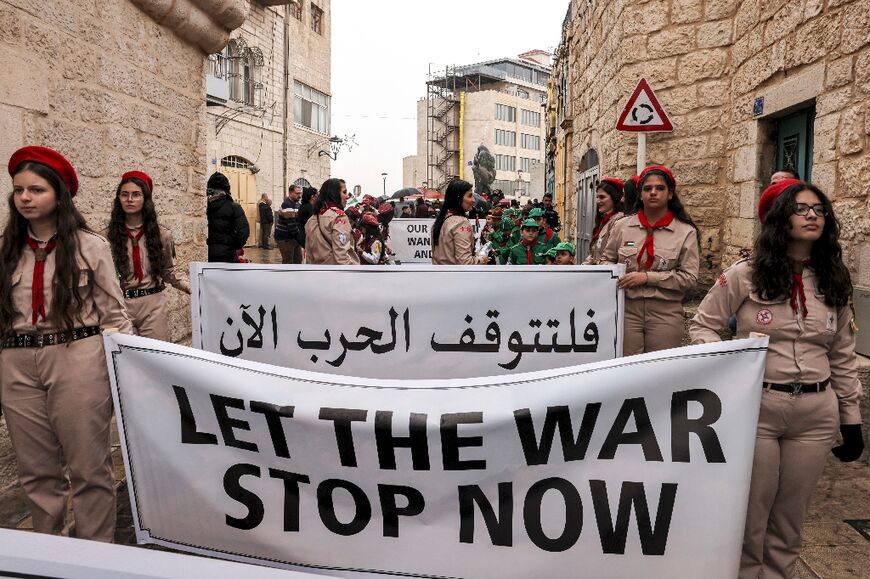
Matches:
[616,78,674,174]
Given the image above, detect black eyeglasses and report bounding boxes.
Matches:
[792,203,828,217]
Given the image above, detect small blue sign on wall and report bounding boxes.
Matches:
[753,97,764,117]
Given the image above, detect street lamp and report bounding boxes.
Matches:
[318,136,344,160]
[381,172,388,196]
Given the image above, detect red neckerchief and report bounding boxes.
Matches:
[319,202,343,216]
[591,211,617,244]
[24,234,58,326]
[521,238,535,264]
[791,259,811,318]
[636,210,674,271]
[124,227,146,283]
[447,208,462,217]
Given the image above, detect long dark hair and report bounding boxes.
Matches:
[752,183,852,307]
[594,181,625,229]
[107,177,166,287]
[638,169,699,236]
[432,179,472,246]
[622,177,639,216]
[313,178,344,213]
[0,162,90,339]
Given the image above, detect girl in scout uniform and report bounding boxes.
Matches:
[357,212,385,265]
[0,146,133,542]
[583,178,625,264]
[106,171,190,341]
[689,180,864,579]
[304,178,359,265]
[602,165,700,355]
[431,180,488,265]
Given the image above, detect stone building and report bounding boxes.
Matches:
[403,52,551,199]
[549,0,870,288]
[0,0,247,342]
[206,0,332,242]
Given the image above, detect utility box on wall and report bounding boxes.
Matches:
[854,286,870,357]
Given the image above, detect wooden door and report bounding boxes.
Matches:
[221,167,257,246]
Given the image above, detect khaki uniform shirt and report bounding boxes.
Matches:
[304,208,360,265]
[583,212,624,265]
[9,229,133,334]
[689,260,862,424]
[102,226,190,292]
[432,215,484,265]
[601,214,700,301]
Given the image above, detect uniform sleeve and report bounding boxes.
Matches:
[646,228,700,293]
[331,216,360,265]
[361,240,382,265]
[89,238,134,334]
[828,303,863,424]
[600,220,624,265]
[688,264,748,344]
[453,221,479,265]
[160,229,190,294]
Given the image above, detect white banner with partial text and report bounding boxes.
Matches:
[388,218,481,263]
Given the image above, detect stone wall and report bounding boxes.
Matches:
[0,0,242,343]
[558,0,870,287]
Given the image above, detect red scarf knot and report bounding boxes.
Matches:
[591,211,617,244]
[125,227,146,283]
[636,210,674,271]
[24,234,57,326]
[521,238,535,264]
[790,259,811,318]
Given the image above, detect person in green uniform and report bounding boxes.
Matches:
[507,218,548,265]
[530,207,560,251]
[544,247,558,265]
[553,241,576,265]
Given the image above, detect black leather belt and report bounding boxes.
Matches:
[124,284,165,299]
[763,378,830,395]
[2,325,102,348]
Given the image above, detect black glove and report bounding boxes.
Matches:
[831,424,865,462]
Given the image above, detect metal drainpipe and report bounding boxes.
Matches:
[282,4,291,199]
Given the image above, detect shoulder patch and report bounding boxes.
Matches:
[717,273,727,287]
[330,207,346,216]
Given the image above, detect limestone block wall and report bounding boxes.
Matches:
[0,0,232,343]
[561,0,870,287]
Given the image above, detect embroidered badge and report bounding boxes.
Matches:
[826,311,836,332]
[338,233,348,245]
[756,309,773,325]
[718,273,727,287]
[657,255,668,270]
[623,241,636,247]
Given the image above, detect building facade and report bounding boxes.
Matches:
[206,0,332,242]
[403,52,551,200]
[549,0,870,288]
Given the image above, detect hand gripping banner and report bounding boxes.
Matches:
[105,333,767,579]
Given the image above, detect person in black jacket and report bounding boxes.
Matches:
[295,186,317,250]
[275,185,303,263]
[206,172,249,263]
[257,193,274,249]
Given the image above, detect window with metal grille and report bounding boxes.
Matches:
[221,156,252,169]
[290,0,303,20]
[294,80,330,134]
[311,3,323,34]
[225,39,264,108]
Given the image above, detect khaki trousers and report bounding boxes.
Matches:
[277,239,303,264]
[623,297,684,356]
[126,292,169,341]
[739,388,839,579]
[0,336,116,542]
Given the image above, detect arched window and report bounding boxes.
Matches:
[293,178,312,188]
[221,155,253,170]
[225,39,264,108]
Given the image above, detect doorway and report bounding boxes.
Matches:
[776,107,814,181]
[220,157,257,247]
[575,149,600,261]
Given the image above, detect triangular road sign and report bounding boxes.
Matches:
[616,79,674,132]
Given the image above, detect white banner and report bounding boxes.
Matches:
[105,332,767,579]
[388,219,481,263]
[191,264,624,379]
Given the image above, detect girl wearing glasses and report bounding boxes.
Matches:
[105,171,190,341]
[689,179,864,578]
[0,147,133,542]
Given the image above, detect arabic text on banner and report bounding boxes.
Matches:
[105,333,766,579]
[191,264,624,379]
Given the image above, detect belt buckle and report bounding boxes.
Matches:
[791,383,803,397]
[35,333,44,348]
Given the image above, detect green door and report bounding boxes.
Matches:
[776,108,814,181]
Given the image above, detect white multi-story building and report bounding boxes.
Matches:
[206,0,333,243]
[403,51,552,201]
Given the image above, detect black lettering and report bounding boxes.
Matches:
[319,408,368,467]
[375,411,430,470]
[211,394,258,453]
[523,477,583,552]
[377,484,425,538]
[441,412,486,470]
[251,401,294,459]
[598,398,663,461]
[458,482,513,546]
[317,479,372,536]
[268,468,310,532]
[514,404,602,466]
[590,480,678,556]
[172,385,218,445]
[223,463,264,530]
[671,389,725,463]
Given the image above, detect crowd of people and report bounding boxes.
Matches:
[0,144,864,579]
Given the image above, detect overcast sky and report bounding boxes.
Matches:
[330,0,569,196]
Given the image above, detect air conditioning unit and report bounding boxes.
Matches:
[854,285,870,357]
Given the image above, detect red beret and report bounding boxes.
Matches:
[599,177,625,192]
[122,170,153,194]
[758,178,803,221]
[8,146,79,196]
[640,165,676,189]
[630,175,641,188]
[377,202,394,215]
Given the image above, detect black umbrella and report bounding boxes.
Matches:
[390,187,420,200]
